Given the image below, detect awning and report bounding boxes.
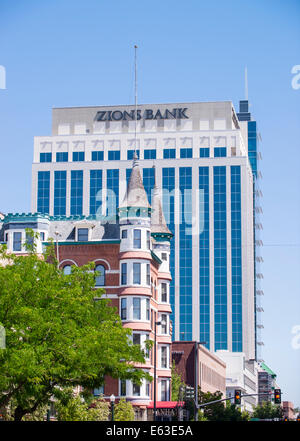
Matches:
[147,401,185,409]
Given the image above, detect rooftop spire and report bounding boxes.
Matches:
[151,166,172,236]
[119,156,150,209]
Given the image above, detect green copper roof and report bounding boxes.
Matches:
[260,363,277,377]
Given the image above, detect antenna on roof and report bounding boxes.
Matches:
[134,45,138,157]
[245,66,248,101]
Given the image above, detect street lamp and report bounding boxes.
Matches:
[153,318,167,422]
[110,394,115,421]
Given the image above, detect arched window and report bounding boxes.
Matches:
[95,264,105,286]
[63,265,71,275]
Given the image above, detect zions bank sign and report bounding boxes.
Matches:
[95,108,189,121]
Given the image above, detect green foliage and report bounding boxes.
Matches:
[0,243,150,420]
[252,401,283,420]
[87,397,110,421]
[171,361,185,401]
[56,395,89,421]
[197,388,249,421]
[114,398,135,421]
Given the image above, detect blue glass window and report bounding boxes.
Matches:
[127,150,140,160]
[144,149,156,160]
[90,170,102,216]
[54,170,66,215]
[180,148,193,158]
[179,167,193,341]
[70,170,83,215]
[163,149,176,159]
[78,228,88,241]
[214,147,227,158]
[40,152,52,163]
[108,150,120,161]
[37,171,50,214]
[95,264,105,286]
[231,166,242,352]
[143,168,155,204]
[133,297,141,319]
[106,169,119,217]
[13,232,22,251]
[72,151,85,162]
[56,152,68,162]
[200,148,209,158]
[133,229,141,249]
[162,168,175,335]
[213,166,227,350]
[133,263,141,285]
[92,151,104,161]
[199,167,210,349]
[121,263,127,285]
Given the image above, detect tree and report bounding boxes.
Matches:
[87,397,110,421]
[197,388,249,421]
[171,361,185,401]
[252,401,283,420]
[0,242,150,420]
[114,398,135,421]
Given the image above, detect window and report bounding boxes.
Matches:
[95,264,105,286]
[25,232,34,248]
[146,298,150,321]
[127,150,139,160]
[40,152,52,162]
[56,152,68,162]
[40,232,45,241]
[70,170,83,216]
[146,382,150,397]
[122,229,127,239]
[200,148,209,158]
[108,150,120,161]
[133,263,141,284]
[146,264,150,286]
[214,147,227,157]
[121,263,127,285]
[133,297,141,320]
[161,347,168,368]
[92,151,104,161]
[133,333,141,346]
[73,151,85,162]
[144,149,156,160]
[161,314,168,334]
[145,334,150,359]
[120,380,126,396]
[77,228,89,241]
[63,265,71,275]
[5,233,8,242]
[161,380,168,401]
[161,253,167,261]
[161,283,167,302]
[132,383,140,396]
[94,385,104,396]
[163,148,176,159]
[180,148,193,158]
[121,298,127,320]
[13,232,22,252]
[133,229,141,249]
[147,231,151,249]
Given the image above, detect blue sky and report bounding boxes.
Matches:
[0,0,299,407]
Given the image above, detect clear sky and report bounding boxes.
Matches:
[0,0,299,407]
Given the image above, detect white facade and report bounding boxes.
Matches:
[31,101,256,360]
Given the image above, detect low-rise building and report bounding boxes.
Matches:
[282,401,295,420]
[172,341,226,398]
[216,350,259,413]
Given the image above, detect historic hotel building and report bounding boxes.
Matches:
[0,157,173,419]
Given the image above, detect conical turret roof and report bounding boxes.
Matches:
[119,153,150,209]
[151,168,172,236]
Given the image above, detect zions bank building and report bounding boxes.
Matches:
[31,100,259,360]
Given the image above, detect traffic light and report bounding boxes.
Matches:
[185,386,195,400]
[234,389,241,405]
[274,389,281,404]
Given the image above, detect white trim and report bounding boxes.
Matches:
[59,259,78,267]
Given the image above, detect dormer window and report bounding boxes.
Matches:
[78,228,89,241]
